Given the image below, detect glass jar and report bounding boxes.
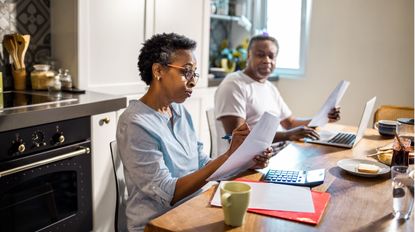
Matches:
[397,118,414,147]
[31,64,54,90]
[391,137,411,166]
[60,69,73,90]
[48,69,62,92]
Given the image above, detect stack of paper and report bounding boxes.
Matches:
[207,112,280,181]
[211,181,315,212]
[308,80,350,128]
[211,179,330,225]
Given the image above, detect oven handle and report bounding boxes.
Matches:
[0,147,90,178]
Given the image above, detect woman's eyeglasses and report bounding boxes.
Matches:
[167,64,200,83]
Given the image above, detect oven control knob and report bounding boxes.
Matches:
[53,132,65,145]
[18,144,26,153]
[32,130,46,148]
[11,138,25,154]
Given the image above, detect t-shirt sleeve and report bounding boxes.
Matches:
[214,79,246,120]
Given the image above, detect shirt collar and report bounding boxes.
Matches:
[136,100,182,122]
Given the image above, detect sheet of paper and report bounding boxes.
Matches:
[211,181,315,213]
[308,80,350,128]
[207,112,280,181]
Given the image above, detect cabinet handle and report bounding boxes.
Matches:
[100,116,111,125]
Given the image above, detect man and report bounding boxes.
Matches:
[214,34,340,146]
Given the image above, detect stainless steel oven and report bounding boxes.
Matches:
[0,117,92,232]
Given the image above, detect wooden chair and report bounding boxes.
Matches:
[373,105,414,125]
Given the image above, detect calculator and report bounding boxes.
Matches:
[263,169,325,187]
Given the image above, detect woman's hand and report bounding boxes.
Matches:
[328,107,341,122]
[226,123,250,156]
[252,147,273,169]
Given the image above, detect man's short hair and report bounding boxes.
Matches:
[247,34,279,53]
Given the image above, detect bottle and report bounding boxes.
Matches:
[48,69,62,92]
[60,69,73,90]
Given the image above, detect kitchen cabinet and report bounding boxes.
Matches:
[52,0,147,94]
[91,111,118,232]
[78,0,146,94]
[146,0,211,88]
[53,0,210,92]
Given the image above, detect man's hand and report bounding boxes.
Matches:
[328,107,341,123]
[285,126,319,141]
[226,123,250,156]
[252,147,273,169]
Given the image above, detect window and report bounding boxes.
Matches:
[258,0,311,78]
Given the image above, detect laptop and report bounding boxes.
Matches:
[306,97,376,148]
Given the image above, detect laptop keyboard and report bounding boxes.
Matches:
[328,133,356,145]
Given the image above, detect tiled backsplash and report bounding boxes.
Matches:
[0,0,51,67]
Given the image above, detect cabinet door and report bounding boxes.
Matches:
[148,0,210,87]
[78,0,146,93]
[91,112,117,232]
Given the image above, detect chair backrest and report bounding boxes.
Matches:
[206,108,229,158]
[373,105,414,126]
[110,141,128,232]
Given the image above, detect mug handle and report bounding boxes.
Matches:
[221,192,232,207]
[374,122,379,130]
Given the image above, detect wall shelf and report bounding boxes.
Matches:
[210,14,241,22]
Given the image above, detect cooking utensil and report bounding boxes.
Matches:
[15,34,30,69]
[3,35,20,69]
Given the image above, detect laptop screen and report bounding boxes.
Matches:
[353,97,377,145]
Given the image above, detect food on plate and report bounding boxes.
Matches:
[377,150,393,166]
[357,163,380,173]
[377,143,393,151]
[376,150,414,166]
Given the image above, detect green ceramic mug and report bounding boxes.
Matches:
[220,181,251,227]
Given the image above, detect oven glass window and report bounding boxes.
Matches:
[0,171,77,232]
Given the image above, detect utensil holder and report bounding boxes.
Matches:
[12,68,27,90]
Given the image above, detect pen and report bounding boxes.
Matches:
[221,134,232,141]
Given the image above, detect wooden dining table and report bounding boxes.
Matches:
[144,125,414,232]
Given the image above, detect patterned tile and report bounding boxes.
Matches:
[0,0,50,67]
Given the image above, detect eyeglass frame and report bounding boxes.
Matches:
[166,64,200,83]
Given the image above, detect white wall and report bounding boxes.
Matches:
[276,0,414,127]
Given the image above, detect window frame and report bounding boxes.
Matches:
[258,0,312,79]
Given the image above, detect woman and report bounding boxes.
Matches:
[116,33,272,231]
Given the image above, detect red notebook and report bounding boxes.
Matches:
[234,178,330,225]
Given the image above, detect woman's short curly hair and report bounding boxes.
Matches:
[138,33,197,85]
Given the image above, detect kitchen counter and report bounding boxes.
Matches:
[0,90,127,132]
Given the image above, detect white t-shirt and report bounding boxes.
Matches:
[214,71,292,129]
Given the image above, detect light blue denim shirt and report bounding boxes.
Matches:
[116,100,211,231]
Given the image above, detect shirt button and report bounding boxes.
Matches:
[152,186,156,190]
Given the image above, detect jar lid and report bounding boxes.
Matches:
[397,118,414,125]
[33,64,50,71]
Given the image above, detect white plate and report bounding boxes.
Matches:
[337,159,390,177]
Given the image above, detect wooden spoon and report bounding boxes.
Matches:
[15,34,30,69]
[3,35,20,69]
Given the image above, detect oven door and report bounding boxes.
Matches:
[0,141,92,232]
